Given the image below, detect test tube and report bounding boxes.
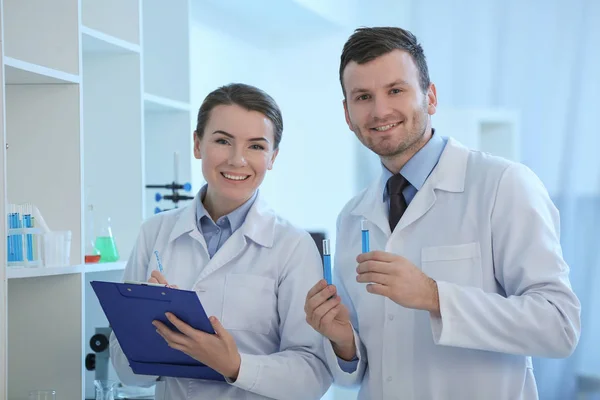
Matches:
[322,239,332,285]
[7,211,14,262]
[361,219,370,253]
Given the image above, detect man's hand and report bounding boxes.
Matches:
[153,313,241,380]
[356,251,440,316]
[304,280,356,360]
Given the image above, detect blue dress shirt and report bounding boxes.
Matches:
[196,184,257,258]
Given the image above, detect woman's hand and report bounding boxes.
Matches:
[148,270,178,289]
[153,313,241,380]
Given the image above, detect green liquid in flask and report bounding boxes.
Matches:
[95,236,119,262]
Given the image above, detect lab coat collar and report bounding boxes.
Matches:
[168,189,276,248]
[423,137,468,193]
[350,137,468,233]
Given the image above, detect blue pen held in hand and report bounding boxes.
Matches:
[322,239,332,285]
[361,219,370,253]
[154,250,164,273]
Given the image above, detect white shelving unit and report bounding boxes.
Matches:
[0,0,8,395]
[0,0,192,399]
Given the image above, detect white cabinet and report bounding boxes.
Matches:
[0,1,192,399]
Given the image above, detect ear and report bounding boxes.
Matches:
[267,148,279,170]
[193,131,202,160]
[343,99,353,131]
[426,83,438,116]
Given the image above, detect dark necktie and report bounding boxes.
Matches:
[386,174,409,231]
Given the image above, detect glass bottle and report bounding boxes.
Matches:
[84,204,101,263]
[94,380,118,400]
[95,217,119,263]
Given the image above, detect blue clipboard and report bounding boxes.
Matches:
[90,280,225,381]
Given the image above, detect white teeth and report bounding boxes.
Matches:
[374,123,399,132]
[222,173,249,181]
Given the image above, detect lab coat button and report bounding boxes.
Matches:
[388,314,394,321]
[386,376,393,382]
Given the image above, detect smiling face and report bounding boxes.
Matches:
[342,49,437,172]
[194,104,278,215]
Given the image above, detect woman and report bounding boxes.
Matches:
[109,83,332,399]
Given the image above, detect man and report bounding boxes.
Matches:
[304,27,581,399]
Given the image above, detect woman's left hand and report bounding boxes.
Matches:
[153,313,241,380]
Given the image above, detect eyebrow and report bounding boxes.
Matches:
[212,130,271,143]
[350,79,410,96]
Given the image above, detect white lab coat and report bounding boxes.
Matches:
[110,191,332,400]
[324,138,581,400]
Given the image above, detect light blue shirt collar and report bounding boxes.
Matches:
[382,130,447,201]
[196,184,257,233]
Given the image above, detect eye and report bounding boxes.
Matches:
[390,88,402,94]
[356,94,371,101]
[250,144,265,150]
[215,138,230,145]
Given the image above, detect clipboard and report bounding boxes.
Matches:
[90,280,225,381]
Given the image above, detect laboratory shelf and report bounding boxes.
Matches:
[144,93,191,113]
[3,56,80,84]
[1,0,192,398]
[81,26,141,55]
[6,261,126,279]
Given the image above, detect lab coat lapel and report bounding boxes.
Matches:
[168,192,209,254]
[195,191,276,281]
[197,228,247,281]
[395,137,468,233]
[350,175,392,237]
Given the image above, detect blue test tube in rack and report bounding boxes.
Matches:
[322,239,332,285]
[24,212,33,261]
[361,219,370,253]
[7,212,15,262]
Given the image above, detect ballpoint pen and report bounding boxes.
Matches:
[361,219,370,253]
[322,239,332,285]
[154,250,164,273]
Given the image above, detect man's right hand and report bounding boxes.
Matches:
[304,280,356,360]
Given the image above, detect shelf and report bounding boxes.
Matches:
[144,93,190,113]
[4,56,80,84]
[83,51,143,259]
[3,0,80,77]
[82,0,140,47]
[81,26,141,55]
[143,0,190,103]
[6,261,126,279]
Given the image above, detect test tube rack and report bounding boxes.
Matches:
[6,203,43,267]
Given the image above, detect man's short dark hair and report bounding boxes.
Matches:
[339,27,431,97]
[195,83,283,149]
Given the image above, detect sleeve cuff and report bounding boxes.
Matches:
[226,353,261,391]
[323,326,362,374]
[430,281,455,345]
[337,357,359,373]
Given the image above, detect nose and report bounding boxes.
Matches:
[228,146,247,167]
[371,96,394,121]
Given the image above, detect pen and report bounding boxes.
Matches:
[361,219,370,253]
[154,250,164,273]
[322,239,332,285]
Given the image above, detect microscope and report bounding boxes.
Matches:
[85,327,155,399]
[85,327,114,382]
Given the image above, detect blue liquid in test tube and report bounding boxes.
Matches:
[361,219,370,253]
[322,239,332,285]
